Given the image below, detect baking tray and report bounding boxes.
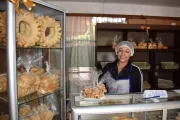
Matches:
[132,62,151,70]
[161,62,179,69]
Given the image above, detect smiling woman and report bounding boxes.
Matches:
[99,41,143,94]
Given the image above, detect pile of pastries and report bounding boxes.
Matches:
[0,9,62,47]
[82,84,107,99]
[0,66,59,98]
[19,104,54,120]
[112,116,138,120]
[0,74,7,93]
[0,114,9,120]
[143,81,151,90]
[131,41,168,49]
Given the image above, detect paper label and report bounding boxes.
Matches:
[143,90,168,98]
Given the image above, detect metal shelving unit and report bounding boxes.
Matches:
[0,0,66,119]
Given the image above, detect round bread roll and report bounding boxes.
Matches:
[37,16,61,47]
[30,66,45,76]
[19,105,31,116]
[17,73,36,88]
[16,9,41,47]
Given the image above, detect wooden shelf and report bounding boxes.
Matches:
[96,23,180,31]
[96,46,180,52]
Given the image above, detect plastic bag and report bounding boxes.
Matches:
[0,74,7,93]
[137,39,147,49]
[45,94,59,116]
[112,34,121,49]
[0,114,9,120]
[38,61,59,94]
[128,37,137,49]
[148,38,157,49]
[81,70,107,99]
[17,51,43,98]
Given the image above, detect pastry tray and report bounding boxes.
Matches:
[161,62,179,69]
[132,62,151,70]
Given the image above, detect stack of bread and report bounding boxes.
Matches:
[0,114,9,120]
[19,104,54,120]
[143,81,151,90]
[30,66,45,76]
[17,73,40,98]
[82,84,107,99]
[112,116,138,120]
[136,41,147,49]
[0,74,7,93]
[0,9,62,48]
[148,42,157,49]
[38,73,59,94]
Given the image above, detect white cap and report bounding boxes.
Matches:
[115,41,134,56]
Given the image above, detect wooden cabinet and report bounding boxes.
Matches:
[95,23,180,90]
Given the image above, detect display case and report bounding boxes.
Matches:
[71,91,180,120]
[0,0,66,119]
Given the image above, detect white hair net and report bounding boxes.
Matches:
[115,41,134,56]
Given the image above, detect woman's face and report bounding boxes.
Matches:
[117,45,131,63]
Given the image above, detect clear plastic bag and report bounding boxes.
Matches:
[0,74,7,93]
[137,39,147,49]
[156,37,163,49]
[17,51,43,98]
[38,61,59,94]
[45,94,59,116]
[112,34,121,49]
[80,70,107,99]
[148,39,157,49]
[128,37,137,49]
[0,114,9,120]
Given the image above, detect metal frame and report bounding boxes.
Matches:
[71,94,180,120]
[6,0,66,119]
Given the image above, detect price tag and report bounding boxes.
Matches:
[143,90,168,98]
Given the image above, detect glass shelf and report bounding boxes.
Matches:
[0,88,63,105]
[0,45,63,49]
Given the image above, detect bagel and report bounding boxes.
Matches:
[37,16,61,47]
[16,9,41,47]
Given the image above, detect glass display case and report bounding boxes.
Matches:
[71,91,180,120]
[0,0,66,119]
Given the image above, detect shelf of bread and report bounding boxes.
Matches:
[0,58,62,105]
[0,8,62,49]
[0,103,60,120]
[0,87,63,105]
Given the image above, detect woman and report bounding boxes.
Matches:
[99,41,143,94]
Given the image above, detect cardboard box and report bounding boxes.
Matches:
[146,19,165,25]
[128,19,147,24]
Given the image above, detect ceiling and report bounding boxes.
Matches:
[46,0,180,7]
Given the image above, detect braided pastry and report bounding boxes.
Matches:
[16,9,41,47]
[37,16,61,47]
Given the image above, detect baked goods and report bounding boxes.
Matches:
[19,105,32,116]
[0,114,9,120]
[0,74,7,93]
[0,12,6,46]
[39,74,59,94]
[16,9,41,47]
[17,73,40,98]
[30,66,45,76]
[112,116,138,120]
[82,84,107,99]
[137,41,147,49]
[37,16,61,47]
[143,81,151,90]
[99,100,122,105]
[148,42,157,49]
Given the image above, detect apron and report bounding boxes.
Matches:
[106,64,132,94]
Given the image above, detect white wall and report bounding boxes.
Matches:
[47,1,180,17]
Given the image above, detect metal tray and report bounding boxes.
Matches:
[132,62,151,70]
[161,62,179,69]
